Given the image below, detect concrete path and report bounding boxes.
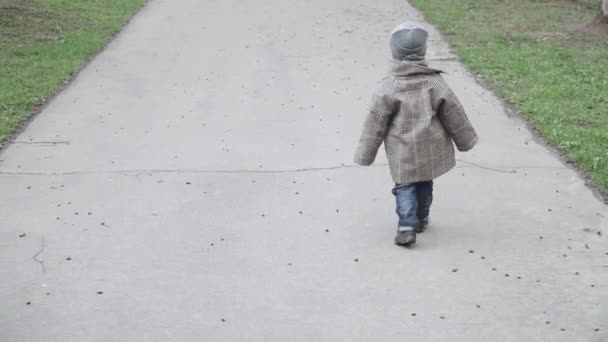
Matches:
[1,0,606,341]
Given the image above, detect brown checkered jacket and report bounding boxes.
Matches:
[354,62,478,183]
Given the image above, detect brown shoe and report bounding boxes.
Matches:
[415,217,429,233]
[394,229,416,246]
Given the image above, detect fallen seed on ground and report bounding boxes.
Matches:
[221,318,226,322]
[325,229,330,232]
[440,316,445,320]
[186,182,191,185]
[411,313,416,316]
[492,268,497,271]
[210,243,214,246]
[468,250,474,254]
[595,328,600,332]
[452,268,458,272]
[505,274,510,277]
[476,304,481,308]
[19,233,26,238]
[481,256,485,260]
[46,293,50,295]
[560,328,566,332]
[26,302,31,305]
[97,291,103,295]
[66,257,72,261]
[545,321,551,325]
[354,258,359,262]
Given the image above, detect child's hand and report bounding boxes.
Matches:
[354,153,374,166]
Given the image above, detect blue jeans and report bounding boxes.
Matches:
[392,181,433,228]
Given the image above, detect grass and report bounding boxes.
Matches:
[410,0,608,194]
[0,0,146,143]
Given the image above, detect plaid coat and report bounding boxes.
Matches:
[354,62,478,183]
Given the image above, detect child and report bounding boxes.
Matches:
[354,22,478,247]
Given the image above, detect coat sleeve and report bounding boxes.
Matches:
[354,84,397,166]
[436,84,478,152]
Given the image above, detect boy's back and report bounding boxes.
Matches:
[355,61,477,184]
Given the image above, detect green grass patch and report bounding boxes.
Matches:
[411,0,608,193]
[0,0,145,142]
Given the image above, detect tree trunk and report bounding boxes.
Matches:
[601,0,608,23]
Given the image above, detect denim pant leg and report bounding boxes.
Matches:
[415,181,433,223]
[392,183,418,228]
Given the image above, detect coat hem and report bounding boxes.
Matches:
[390,160,456,184]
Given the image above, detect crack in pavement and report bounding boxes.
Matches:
[12,141,70,145]
[0,164,366,176]
[32,238,46,273]
[0,160,565,176]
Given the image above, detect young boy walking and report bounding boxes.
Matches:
[354,22,478,247]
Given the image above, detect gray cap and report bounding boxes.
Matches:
[390,22,428,63]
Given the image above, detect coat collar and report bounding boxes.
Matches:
[390,61,443,77]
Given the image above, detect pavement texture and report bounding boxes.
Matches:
[1,0,607,341]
